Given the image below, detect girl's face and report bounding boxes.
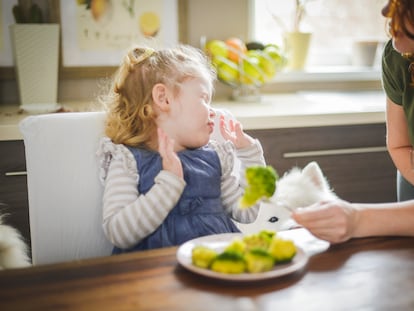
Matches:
[167,76,215,150]
[382,0,414,54]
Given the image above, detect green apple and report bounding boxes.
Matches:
[205,40,229,59]
[247,50,276,81]
[263,44,287,69]
[211,55,227,67]
[216,57,239,84]
[240,54,265,86]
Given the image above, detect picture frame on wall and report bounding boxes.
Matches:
[0,0,18,79]
[59,0,179,68]
[0,0,187,79]
[0,0,17,67]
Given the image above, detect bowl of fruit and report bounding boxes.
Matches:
[203,37,287,102]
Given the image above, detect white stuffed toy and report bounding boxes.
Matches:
[209,110,336,235]
[236,161,337,235]
[0,212,31,269]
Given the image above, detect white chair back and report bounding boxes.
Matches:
[19,112,113,265]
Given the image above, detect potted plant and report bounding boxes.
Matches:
[270,0,313,71]
[10,0,60,113]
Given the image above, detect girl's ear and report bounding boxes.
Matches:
[152,83,169,112]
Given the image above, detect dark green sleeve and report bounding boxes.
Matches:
[381,40,409,106]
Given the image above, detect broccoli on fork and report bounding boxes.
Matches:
[239,165,278,209]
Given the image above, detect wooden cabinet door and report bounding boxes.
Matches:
[0,140,31,251]
[246,123,397,203]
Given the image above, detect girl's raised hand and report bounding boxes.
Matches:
[219,115,254,149]
[158,128,183,179]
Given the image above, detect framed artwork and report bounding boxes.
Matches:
[0,0,17,67]
[59,0,187,78]
[0,0,17,78]
[0,0,187,79]
[60,0,179,67]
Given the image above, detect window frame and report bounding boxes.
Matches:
[249,0,386,90]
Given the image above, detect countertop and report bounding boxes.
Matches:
[0,91,386,141]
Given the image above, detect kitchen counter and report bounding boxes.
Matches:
[0,91,386,141]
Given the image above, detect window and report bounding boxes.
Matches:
[252,0,388,70]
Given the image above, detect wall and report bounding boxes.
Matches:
[0,0,250,105]
[0,0,381,105]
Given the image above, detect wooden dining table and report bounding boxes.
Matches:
[1,228,414,311]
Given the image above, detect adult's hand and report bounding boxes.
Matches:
[292,200,359,243]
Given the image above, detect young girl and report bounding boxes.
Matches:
[97,45,266,253]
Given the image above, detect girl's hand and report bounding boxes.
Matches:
[158,128,183,179]
[219,115,254,149]
[292,200,359,244]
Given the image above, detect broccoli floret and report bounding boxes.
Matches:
[224,237,246,255]
[268,237,297,263]
[210,251,246,274]
[245,248,275,273]
[243,230,275,251]
[192,245,218,269]
[239,165,278,208]
[258,229,276,240]
[192,231,297,275]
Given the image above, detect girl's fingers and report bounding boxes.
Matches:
[228,119,235,132]
[158,127,174,160]
[158,128,166,156]
[219,115,233,140]
[233,121,244,139]
[157,128,183,178]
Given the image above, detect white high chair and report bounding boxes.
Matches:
[20,112,113,265]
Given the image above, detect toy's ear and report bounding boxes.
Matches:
[302,161,329,190]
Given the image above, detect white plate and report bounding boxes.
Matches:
[176,232,308,281]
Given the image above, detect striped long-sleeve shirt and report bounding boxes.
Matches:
[97,137,266,249]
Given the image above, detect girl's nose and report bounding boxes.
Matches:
[209,108,216,118]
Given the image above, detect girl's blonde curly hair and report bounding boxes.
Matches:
[102,45,216,148]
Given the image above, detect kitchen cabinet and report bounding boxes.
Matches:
[246,123,397,203]
[0,122,396,262]
[0,140,31,255]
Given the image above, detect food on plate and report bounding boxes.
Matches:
[192,245,218,269]
[245,248,275,273]
[268,237,297,263]
[239,165,279,209]
[224,237,246,254]
[191,230,297,274]
[243,230,275,251]
[210,251,247,274]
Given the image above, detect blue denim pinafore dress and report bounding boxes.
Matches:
[112,145,240,254]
